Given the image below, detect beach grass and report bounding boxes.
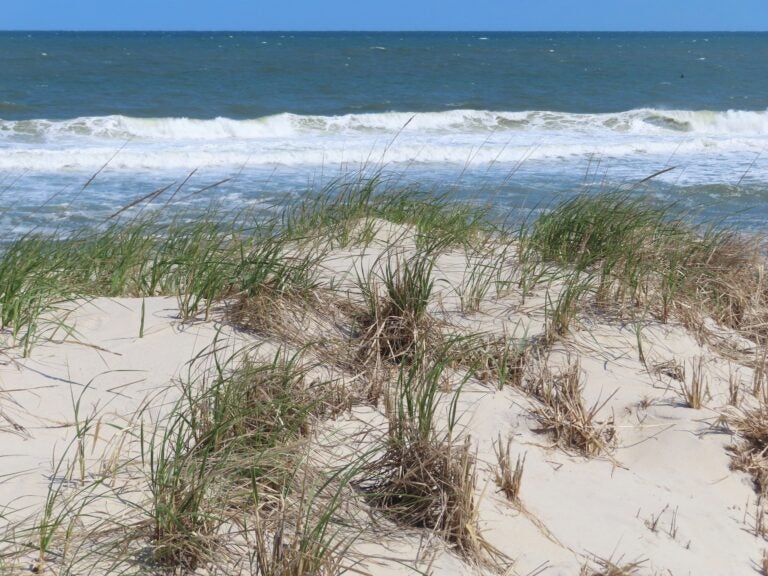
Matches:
[525,192,767,341]
[3,176,768,574]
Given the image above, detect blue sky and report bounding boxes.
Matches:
[3,0,767,31]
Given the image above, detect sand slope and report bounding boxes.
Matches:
[0,236,765,575]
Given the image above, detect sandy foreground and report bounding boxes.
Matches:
[0,225,765,576]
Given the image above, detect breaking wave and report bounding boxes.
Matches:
[2,108,768,141]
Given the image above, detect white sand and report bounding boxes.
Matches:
[0,238,764,575]
[0,298,243,523]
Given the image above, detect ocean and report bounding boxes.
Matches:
[1,31,767,232]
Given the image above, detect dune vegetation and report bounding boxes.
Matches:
[1,177,768,575]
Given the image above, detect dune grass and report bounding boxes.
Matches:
[1,181,763,358]
[353,349,489,561]
[524,192,767,342]
[103,346,356,574]
[355,249,439,368]
[281,176,496,251]
[3,177,768,574]
[526,357,616,457]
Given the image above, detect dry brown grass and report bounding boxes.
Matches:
[667,235,768,363]
[450,334,530,389]
[229,289,377,403]
[754,344,768,397]
[686,235,768,341]
[680,356,707,409]
[355,300,436,368]
[651,358,685,382]
[528,193,768,351]
[728,401,768,494]
[354,251,439,366]
[580,555,646,576]
[729,364,741,407]
[493,434,525,505]
[229,289,304,336]
[755,496,767,538]
[229,287,356,348]
[356,435,484,559]
[527,358,616,457]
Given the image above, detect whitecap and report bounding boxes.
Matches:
[0,109,766,181]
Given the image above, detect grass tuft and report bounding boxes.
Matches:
[354,353,489,561]
[528,358,616,457]
[728,401,768,494]
[493,434,525,505]
[525,192,768,343]
[680,356,707,409]
[130,345,354,573]
[356,250,438,367]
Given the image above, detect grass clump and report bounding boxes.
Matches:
[283,177,495,251]
[227,245,323,337]
[493,434,525,505]
[525,192,768,343]
[356,250,438,367]
[143,411,218,571]
[529,193,671,271]
[131,346,353,574]
[680,356,707,409]
[528,193,678,320]
[728,402,768,494]
[527,358,616,457]
[200,349,343,454]
[448,333,530,389]
[354,353,489,561]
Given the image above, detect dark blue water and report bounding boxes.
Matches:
[2,31,767,118]
[1,32,767,231]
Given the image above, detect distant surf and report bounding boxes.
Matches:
[1,109,766,177]
[3,109,768,140]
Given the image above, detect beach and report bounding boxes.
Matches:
[0,187,767,574]
[2,31,768,575]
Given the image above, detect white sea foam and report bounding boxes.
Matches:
[2,109,768,141]
[0,109,766,179]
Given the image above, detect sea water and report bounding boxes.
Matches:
[1,31,767,232]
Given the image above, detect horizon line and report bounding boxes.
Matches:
[1,29,767,33]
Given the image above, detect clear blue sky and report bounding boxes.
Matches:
[3,0,768,32]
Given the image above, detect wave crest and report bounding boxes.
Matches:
[1,108,768,141]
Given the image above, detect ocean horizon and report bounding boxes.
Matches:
[1,31,767,231]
